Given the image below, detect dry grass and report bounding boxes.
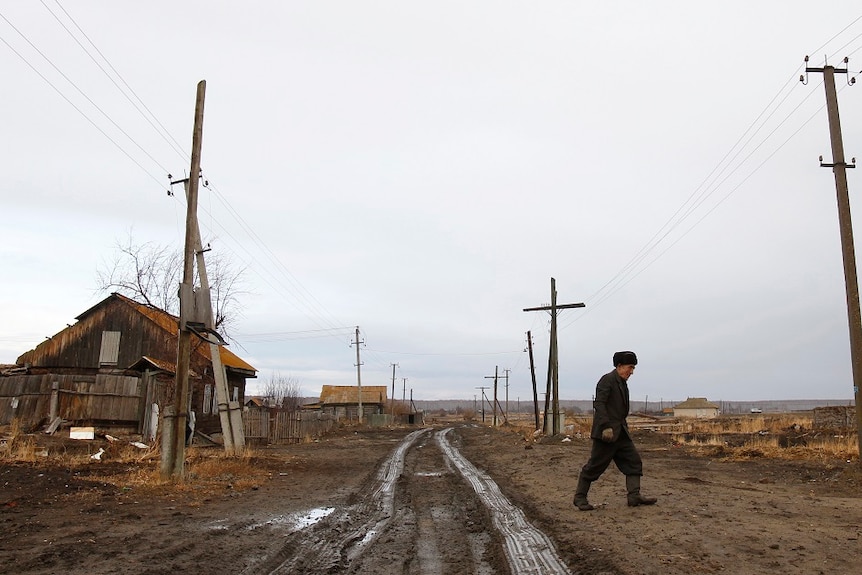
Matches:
[94,446,272,494]
[680,414,810,434]
[492,412,859,462]
[0,419,44,462]
[671,414,859,462]
[1,420,271,495]
[184,447,269,489]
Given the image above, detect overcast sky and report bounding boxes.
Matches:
[2,2,862,405]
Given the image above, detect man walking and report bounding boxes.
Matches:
[574,351,657,511]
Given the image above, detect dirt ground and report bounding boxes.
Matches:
[2,423,861,575]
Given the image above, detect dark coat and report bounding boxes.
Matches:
[589,368,631,442]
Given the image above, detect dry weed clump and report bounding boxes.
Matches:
[184,447,270,490]
[672,414,859,462]
[0,419,44,462]
[506,420,539,442]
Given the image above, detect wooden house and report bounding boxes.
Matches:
[1,293,256,436]
[318,385,387,420]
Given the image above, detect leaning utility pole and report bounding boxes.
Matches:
[524,278,585,435]
[164,81,245,471]
[162,80,205,479]
[352,326,364,424]
[503,368,510,420]
[527,331,540,430]
[803,56,862,459]
[193,180,244,451]
[170,175,243,457]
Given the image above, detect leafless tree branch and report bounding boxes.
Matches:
[95,230,246,341]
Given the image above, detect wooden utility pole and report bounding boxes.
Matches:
[543,355,552,434]
[162,80,206,479]
[390,363,398,418]
[186,179,244,456]
[803,57,862,458]
[352,326,364,424]
[485,367,499,426]
[527,331,540,430]
[503,368,510,421]
[475,386,489,422]
[163,82,245,468]
[523,278,585,435]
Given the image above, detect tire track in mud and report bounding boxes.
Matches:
[244,428,429,575]
[347,427,507,575]
[244,426,571,575]
[437,428,573,575]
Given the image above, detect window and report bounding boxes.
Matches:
[99,331,121,366]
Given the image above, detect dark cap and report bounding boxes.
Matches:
[613,351,637,367]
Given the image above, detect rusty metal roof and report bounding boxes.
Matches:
[319,385,388,405]
[84,293,257,374]
[128,355,200,378]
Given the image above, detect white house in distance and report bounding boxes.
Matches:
[673,397,720,419]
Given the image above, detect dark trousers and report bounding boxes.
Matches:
[580,435,643,481]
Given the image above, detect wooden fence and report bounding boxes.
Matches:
[814,406,857,430]
[243,409,336,444]
[0,372,159,436]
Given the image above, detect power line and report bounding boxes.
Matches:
[569,85,830,323]
[40,0,189,162]
[7,3,352,341]
[167,183,352,338]
[364,347,523,357]
[560,24,862,330]
[0,9,171,174]
[236,326,356,343]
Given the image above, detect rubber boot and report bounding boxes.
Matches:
[573,477,594,511]
[626,475,657,507]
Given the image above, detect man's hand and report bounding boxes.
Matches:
[601,428,614,442]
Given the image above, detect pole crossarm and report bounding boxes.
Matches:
[522,302,585,312]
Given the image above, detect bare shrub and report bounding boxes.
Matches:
[96,231,247,341]
[261,372,303,410]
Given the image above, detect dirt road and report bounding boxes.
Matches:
[2,423,862,574]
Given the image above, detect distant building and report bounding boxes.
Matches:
[673,397,720,419]
[318,385,388,420]
[245,396,267,409]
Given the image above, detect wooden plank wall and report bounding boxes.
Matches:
[0,374,143,429]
